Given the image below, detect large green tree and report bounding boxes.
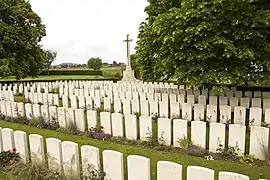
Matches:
[136,0,270,88]
[0,0,46,79]
[87,57,102,70]
[44,49,57,75]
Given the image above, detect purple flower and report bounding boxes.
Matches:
[93,132,111,140]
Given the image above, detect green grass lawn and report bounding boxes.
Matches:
[0,173,7,180]
[0,121,269,180]
[0,75,107,82]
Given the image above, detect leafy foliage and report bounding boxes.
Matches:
[136,0,270,88]
[0,0,46,79]
[87,57,102,70]
[0,149,20,169]
[44,49,57,75]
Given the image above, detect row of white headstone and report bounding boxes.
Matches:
[0,101,268,160]
[0,127,253,180]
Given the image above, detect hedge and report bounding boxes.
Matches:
[40,70,103,76]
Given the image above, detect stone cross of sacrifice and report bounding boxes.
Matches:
[123,34,133,67]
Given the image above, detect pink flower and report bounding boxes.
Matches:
[12,148,16,152]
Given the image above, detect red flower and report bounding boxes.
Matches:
[12,148,17,152]
[100,126,104,129]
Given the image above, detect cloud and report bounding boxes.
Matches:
[30,0,148,65]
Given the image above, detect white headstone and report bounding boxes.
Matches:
[114,98,122,113]
[191,121,206,148]
[127,155,150,180]
[87,110,97,129]
[104,97,111,111]
[140,100,149,116]
[75,109,86,132]
[81,145,100,176]
[112,113,124,137]
[17,102,25,117]
[219,105,231,124]
[125,115,138,140]
[187,166,214,180]
[2,128,14,151]
[194,104,205,121]
[159,101,169,118]
[41,104,49,122]
[58,107,66,128]
[61,141,80,176]
[206,105,217,122]
[25,103,33,119]
[250,126,269,160]
[131,100,140,114]
[170,102,180,119]
[123,99,131,115]
[181,103,192,121]
[240,98,250,109]
[234,107,246,125]
[209,96,217,105]
[14,131,28,163]
[209,123,225,153]
[29,134,45,164]
[219,172,249,180]
[46,138,63,171]
[139,116,152,141]
[149,100,159,117]
[173,119,187,147]
[66,108,76,127]
[49,106,58,122]
[100,112,112,135]
[158,118,171,145]
[249,107,262,126]
[103,150,124,180]
[252,98,261,108]
[157,161,182,180]
[32,104,41,118]
[229,124,246,154]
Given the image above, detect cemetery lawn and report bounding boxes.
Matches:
[0,121,269,180]
[0,173,7,180]
[0,75,105,81]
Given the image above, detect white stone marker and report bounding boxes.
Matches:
[209,123,225,153]
[17,102,25,117]
[250,126,269,160]
[230,97,239,112]
[100,112,112,134]
[264,108,270,125]
[198,95,207,106]
[75,109,86,132]
[219,105,232,124]
[127,155,150,180]
[58,107,66,128]
[158,118,171,145]
[181,103,192,121]
[187,95,195,106]
[187,166,214,180]
[209,96,218,105]
[2,128,14,151]
[5,101,12,117]
[103,150,124,180]
[139,116,152,140]
[42,93,48,105]
[25,103,33,119]
[49,106,58,122]
[159,101,169,118]
[0,101,6,116]
[149,100,159,117]
[81,145,100,176]
[87,110,97,129]
[41,105,49,122]
[173,119,188,147]
[0,127,2,152]
[249,107,262,126]
[194,104,205,121]
[170,102,180,119]
[125,115,138,140]
[66,108,75,127]
[131,100,140,114]
[122,99,131,115]
[157,161,182,180]
[169,94,177,103]
[219,96,228,106]
[252,98,261,108]
[114,98,122,113]
[32,104,41,118]
[70,95,78,109]
[191,121,206,148]
[61,141,80,176]
[219,171,249,180]
[240,98,250,109]
[78,96,86,109]
[14,131,28,163]
[234,107,246,125]
[62,95,69,108]
[112,113,124,137]
[46,138,63,171]
[29,134,45,164]
[229,124,246,154]
[53,94,59,106]
[93,97,101,109]
[104,97,111,111]
[206,105,217,122]
[178,94,185,106]
[140,100,149,116]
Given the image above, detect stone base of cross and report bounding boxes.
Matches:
[122,66,138,82]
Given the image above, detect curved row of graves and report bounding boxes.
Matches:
[0,127,254,180]
[0,100,269,161]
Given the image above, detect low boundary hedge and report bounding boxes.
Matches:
[40,70,103,76]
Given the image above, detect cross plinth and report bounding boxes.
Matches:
[121,34,137,82]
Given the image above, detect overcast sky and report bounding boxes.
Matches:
[29,0,148,65]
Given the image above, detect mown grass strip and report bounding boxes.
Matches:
[0,121,269,180]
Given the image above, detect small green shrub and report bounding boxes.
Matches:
[0,149,20,169]
[216,144,240,162]
[239,154,255,165]
[177,136,193,150]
